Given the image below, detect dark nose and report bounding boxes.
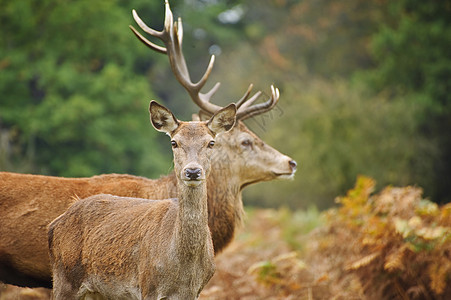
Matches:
[185,168,202,180]
[289,160,297,171]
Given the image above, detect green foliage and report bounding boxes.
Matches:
[363,0,451,202]
[368,1,451,109]
[248,252,309,295]
[0,0,170,176]
[248,260,279,285]
[244,78,432,209]
[228,0,450,207]
[275,206,323,250]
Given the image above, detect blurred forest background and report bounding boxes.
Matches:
[1,0,450,209]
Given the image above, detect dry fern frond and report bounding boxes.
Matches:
[428,262,449,295]
[384,245,408,272]
[346,252,380,271]
[335,175,375,219]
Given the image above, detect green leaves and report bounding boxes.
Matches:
[0,0,170,177]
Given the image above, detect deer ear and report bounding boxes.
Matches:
[198,110,211,121]
[149,101,179,134]
[207,104,237,136]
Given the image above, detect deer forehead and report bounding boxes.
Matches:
[218,122,263,146]
[172,122,215,142]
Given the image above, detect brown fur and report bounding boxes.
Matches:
[0,121,296,288]
[47,102,236,299]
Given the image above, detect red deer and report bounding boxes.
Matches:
[0,1,296,288]
[48,100,236,299]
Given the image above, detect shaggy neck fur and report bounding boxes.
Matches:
[174,179,210,257]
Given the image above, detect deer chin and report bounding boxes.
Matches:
[240,170,296,190]
[277,173,296,180]
[182,179,204,187]
[272,171,296,180]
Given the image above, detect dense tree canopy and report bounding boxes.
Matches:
[366,0,451,202]
[0,0,170,176]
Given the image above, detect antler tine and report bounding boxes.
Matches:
[164,0,174,34]
[132,9,163,38]
[238,90,262,111]
[236,85,280,120]
[176,17,183,47]
[129,24,167,54]
[201,82,221,101]
[235,84,254,108]
[196,55,215,90]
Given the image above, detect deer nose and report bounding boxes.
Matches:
[185,168,202,180]
[289,160,297,171]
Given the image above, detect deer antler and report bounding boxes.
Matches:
[235,84,279,120]
[130,0,279,120]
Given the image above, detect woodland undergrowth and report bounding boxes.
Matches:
[237,176,451,299]
[314,176,451,299]
[203,176,451,299]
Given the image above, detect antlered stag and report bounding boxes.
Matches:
[0,1,296,288]
[49,100,236,299]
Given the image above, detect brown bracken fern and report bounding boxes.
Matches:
[318,176,451,299]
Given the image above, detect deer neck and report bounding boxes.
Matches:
[206,158,244,253]
[174,179,210,256]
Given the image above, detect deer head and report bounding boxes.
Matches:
[215,122,296,188]
[149,100,236,187]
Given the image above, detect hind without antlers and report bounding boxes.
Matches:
[48,101,237,300]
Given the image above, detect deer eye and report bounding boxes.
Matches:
[241,139,252,147]
[171,140,178,148]
[208,140,215,148]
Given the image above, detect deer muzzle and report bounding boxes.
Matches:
[182,165,204,186]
